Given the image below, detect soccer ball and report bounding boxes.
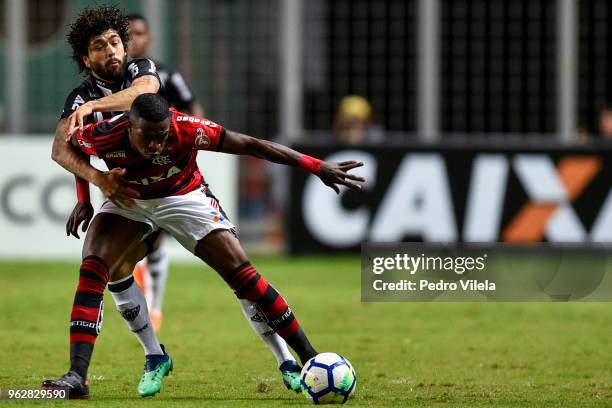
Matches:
[300,352,357,404]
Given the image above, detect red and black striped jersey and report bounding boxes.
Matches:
[74,109,226,199]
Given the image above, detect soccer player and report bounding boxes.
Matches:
[66,92,364,397]
[43,5,168,399]
[44,5,302,398]
[127,12,205,332]
[127,13,204,116]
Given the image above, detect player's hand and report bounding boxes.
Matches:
[94,168,140,208]
[66,202,94,239]
[317,161,365,194]
[65,102,94,140]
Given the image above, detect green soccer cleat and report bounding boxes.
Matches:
[279,360,302,393]
[138,344,173,397]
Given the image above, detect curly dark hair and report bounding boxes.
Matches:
[66,4,130,74]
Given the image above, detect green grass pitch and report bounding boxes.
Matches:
[1,256,611,407]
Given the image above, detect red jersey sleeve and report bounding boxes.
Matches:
[73,123,99,157]
[173,113,226,152]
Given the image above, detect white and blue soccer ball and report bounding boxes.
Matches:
[300,352,357,404]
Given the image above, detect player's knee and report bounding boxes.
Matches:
[77,255,110,294]
[195,229,247,273]
[110,260,136,281]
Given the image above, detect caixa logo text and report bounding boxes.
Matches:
[301,151,612,246]
[0,175,79,224]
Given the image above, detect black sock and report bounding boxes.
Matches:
[70,342,93,379]
[286,328,318,364]
[68,256,109,380]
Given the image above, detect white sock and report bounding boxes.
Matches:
[108,274,163,355]
[238,298,296,367]
[147,247,169,313]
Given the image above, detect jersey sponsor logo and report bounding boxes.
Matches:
[104,150,126,159]
[78,139,92,149]
[127,166,182,186]
[71,94,85,111]
[70,303,103,334]
[177,116,198,122]
[268,307,293,328]
[152,155,171,165]
[195,128,210,148]
[176,116,217,127]
[71,320,98,329]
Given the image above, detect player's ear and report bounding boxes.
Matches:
[82,56,91,69]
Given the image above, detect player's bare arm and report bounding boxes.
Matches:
[220,130,366,194]
[52,118,103,183]
[55,124,140,235]
[66,75,160,137]
[62,129,141,209]
[51,120,140,219]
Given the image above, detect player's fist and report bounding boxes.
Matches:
[66,202,94,239]
[93,168,141,208]
[317,160,365,194]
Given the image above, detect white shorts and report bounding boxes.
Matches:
[98,187,236,254]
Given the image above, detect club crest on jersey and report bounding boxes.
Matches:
[152,155,171,165]
[195,128,210,148]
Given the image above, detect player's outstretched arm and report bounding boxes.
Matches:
[220,130,365,194]
[66,75,160,137]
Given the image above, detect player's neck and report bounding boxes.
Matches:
[90,71,121,87]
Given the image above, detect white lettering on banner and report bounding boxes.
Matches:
[591,189,612,241]
[1,175,90,224]
[463,155,509,242]
[513,156,586,241]
[370,154,457,241]
[302,151,375,246]
[301,151,612,246]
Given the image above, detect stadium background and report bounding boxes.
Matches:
[1,0,612,405]
[1,0,611,256]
